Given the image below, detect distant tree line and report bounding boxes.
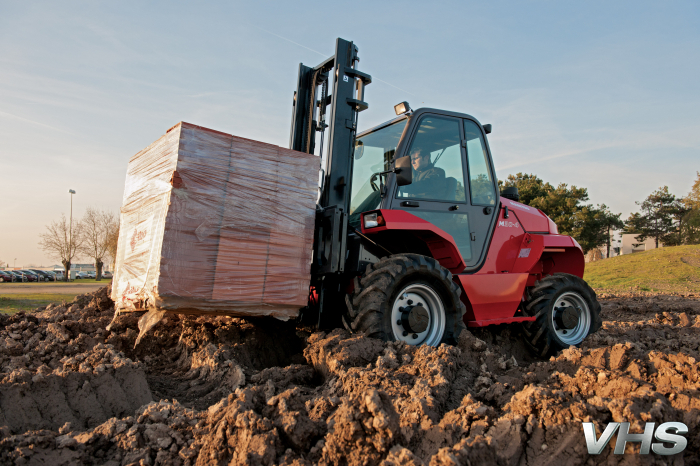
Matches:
[501,171,700,256]
[625,172,700,247]
[38,207,120,281]
[499,173,623,255]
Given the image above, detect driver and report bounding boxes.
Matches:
[403,148,445,198]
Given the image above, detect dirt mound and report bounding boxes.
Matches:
[0,288,698,465]
[0,288,152,435]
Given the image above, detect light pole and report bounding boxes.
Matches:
[68,189,76,280]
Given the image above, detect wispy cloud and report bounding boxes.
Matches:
[187,92,219,98]
[253,26,326,58]
[373,78,416,97]
[253,27,417,98]
[0,110,73,134]
[496,123,700,171]
[85,24,133,55]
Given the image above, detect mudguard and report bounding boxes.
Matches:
[360,209,466,273]
[539,235,585,278]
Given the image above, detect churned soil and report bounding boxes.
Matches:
[0,287,698,465]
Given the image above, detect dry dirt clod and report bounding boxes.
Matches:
[0,288,698,465]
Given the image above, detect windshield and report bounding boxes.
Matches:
[349,118,407,227]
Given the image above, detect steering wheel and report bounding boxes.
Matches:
[370,173,380,192]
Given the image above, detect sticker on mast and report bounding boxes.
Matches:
[498,220,520,228]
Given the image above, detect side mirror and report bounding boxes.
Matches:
[501,186,519,201]
[354,141,364,160]
[394,155,412,186]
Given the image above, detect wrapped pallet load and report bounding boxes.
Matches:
[111,122,319,323]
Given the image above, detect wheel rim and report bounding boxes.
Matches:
[391,283,445,346]
[551,291,591,345]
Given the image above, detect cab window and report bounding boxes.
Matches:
[396,116,466,202]
[348,119,407,228]
[464,120,495,206]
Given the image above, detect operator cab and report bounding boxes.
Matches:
[349,107,499,272]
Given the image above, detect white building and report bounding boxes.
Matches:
[618,234,662,255]
[592,232,663,260]
[586,232,664,262]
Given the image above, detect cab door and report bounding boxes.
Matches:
[390,114,474,264]
[389,114,498,270]
[461,118,498,269]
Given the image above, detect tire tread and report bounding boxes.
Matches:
[345,254,466,345]
[521,273,602,357]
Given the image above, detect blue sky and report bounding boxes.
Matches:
[1,0,699,267]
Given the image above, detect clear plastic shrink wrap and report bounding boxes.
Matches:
[111,122,319,320]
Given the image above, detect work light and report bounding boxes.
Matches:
[394,101,411,115]
[363,212,385,229]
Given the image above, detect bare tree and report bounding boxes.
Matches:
[38,214,83,281]
[105,221,120,272]
[80,207,118,281]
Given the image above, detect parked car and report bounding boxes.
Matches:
[30,269,54,282]
[18,270,39,282]
[8,271,27,282]
[0,270,15,282]
[53,270,65,280]
[86,271,96,279]
[75,271,90,279]
[102,271,113,279]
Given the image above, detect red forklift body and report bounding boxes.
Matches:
[360,199,585,329]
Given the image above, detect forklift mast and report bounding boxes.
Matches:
[289,38,371,276]
[290,38,371,211]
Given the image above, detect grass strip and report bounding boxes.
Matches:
[585,244,700,294]
[0,294,78,314]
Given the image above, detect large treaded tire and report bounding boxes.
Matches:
[344,254,466,346]
[521,273,602,357]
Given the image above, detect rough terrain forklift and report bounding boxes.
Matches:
[291,38,601,356]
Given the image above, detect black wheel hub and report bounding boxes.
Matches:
[400,305,429,333]
[554,306,579,330]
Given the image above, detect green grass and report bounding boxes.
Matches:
[584,244,700,294]
[0,294,78,314]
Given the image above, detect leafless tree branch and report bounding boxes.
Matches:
[79,207,118,280]
[38,214,84,281]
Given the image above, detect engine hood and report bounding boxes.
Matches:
[501,198,552,233]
